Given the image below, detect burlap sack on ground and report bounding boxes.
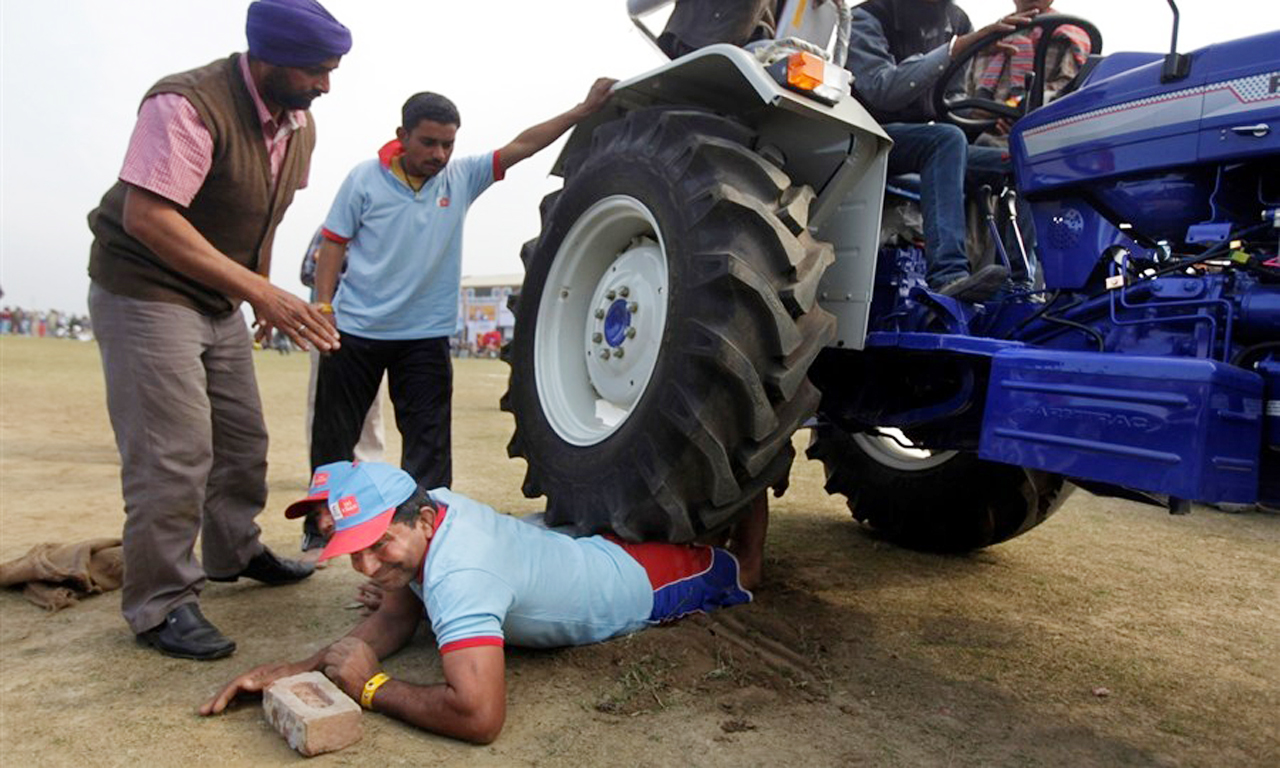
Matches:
[0,538,124,611]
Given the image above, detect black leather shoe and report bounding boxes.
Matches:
[208,547,315,585]
[136,603,236,660]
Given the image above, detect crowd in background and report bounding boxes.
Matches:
[263,327,505,357]
[0,307,506,354]
[0,306,92,340]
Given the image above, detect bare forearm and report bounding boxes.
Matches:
[266,606,414,696]
[122,186,268,305]
[203,606,417,717]
[344,616,416,660]
[370,679,503,744]
[342,588,420,659]
[385,645,506,743]
[123,185,340,350]
[257,231,275,279]
[313,238,346,304]
[500,106,591,170]
[286,592,417,674]
[500,77,615,171]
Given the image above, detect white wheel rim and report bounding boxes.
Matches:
[534,196,669,446]
[852,428,956,471]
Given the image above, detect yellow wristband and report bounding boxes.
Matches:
[317,302,334,314]
[361,672,391,710]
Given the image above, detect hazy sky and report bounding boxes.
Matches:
[1,0,1275,314]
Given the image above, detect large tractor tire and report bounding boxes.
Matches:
[806,421,1072,551]
[501,108,836,542]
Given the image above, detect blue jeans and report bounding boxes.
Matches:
[883,122,1009,286]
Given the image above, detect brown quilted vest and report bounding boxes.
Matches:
[87,53,315,316]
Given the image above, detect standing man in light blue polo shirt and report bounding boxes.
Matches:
[309,78,615,491]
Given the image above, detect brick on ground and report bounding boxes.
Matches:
[264,671,363,756]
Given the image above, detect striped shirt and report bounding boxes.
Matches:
[119,54,308,207]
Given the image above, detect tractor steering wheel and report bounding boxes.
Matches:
[932,13,1102,132]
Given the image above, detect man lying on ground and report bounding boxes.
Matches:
[201,461,767,744]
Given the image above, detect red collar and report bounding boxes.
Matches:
[378,139,403,169]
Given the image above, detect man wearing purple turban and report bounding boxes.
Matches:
[86,0,352,661]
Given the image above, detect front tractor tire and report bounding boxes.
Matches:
[502,108,836,542]
[806,422,1072,551]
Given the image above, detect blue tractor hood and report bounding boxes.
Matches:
[1012,29,1280,198]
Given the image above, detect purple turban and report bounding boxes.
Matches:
[246,0,352,67]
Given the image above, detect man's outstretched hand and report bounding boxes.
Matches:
[953,9,1038,60]
[199,660,312,715]
[578,78,618,117]
[249,283,341,353]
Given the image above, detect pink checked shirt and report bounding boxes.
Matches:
[119,55,308,207]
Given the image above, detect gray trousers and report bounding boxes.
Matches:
[89,283,268,634]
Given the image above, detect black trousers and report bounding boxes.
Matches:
[312,332,452,489]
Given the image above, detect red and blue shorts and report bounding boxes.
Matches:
[610,540,753,623]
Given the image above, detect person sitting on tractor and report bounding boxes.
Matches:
[845,0,1040,301]
[965,0,1094,147]
[200,461,768,744]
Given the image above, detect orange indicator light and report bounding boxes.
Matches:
[786,51,825,91]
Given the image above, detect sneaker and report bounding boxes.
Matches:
[936,264,1009,302]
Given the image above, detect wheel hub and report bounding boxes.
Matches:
[602,298,631,348]
[582,240,663,405]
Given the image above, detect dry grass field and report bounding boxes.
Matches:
[1,335,1277,766]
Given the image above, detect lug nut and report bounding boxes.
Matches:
[601,349,611,360]
[619,286,630,297]
[628,302,639,313]
[594,309,605,319]
[625,327,637,339]
[592,332,603,343]
[614,348,625,359]
[606,290,616,300]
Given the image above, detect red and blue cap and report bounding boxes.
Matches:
[283,460,356,519]
[318,462,419,562]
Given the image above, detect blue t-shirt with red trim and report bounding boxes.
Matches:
[321,142,501,340]
[414,489,655,652]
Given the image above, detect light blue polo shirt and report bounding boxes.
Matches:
[411,489,654,652]
[322,144,499,340]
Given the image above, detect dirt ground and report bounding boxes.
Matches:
[1,336,1277,767]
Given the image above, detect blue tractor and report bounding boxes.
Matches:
[501,0,1279,550]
